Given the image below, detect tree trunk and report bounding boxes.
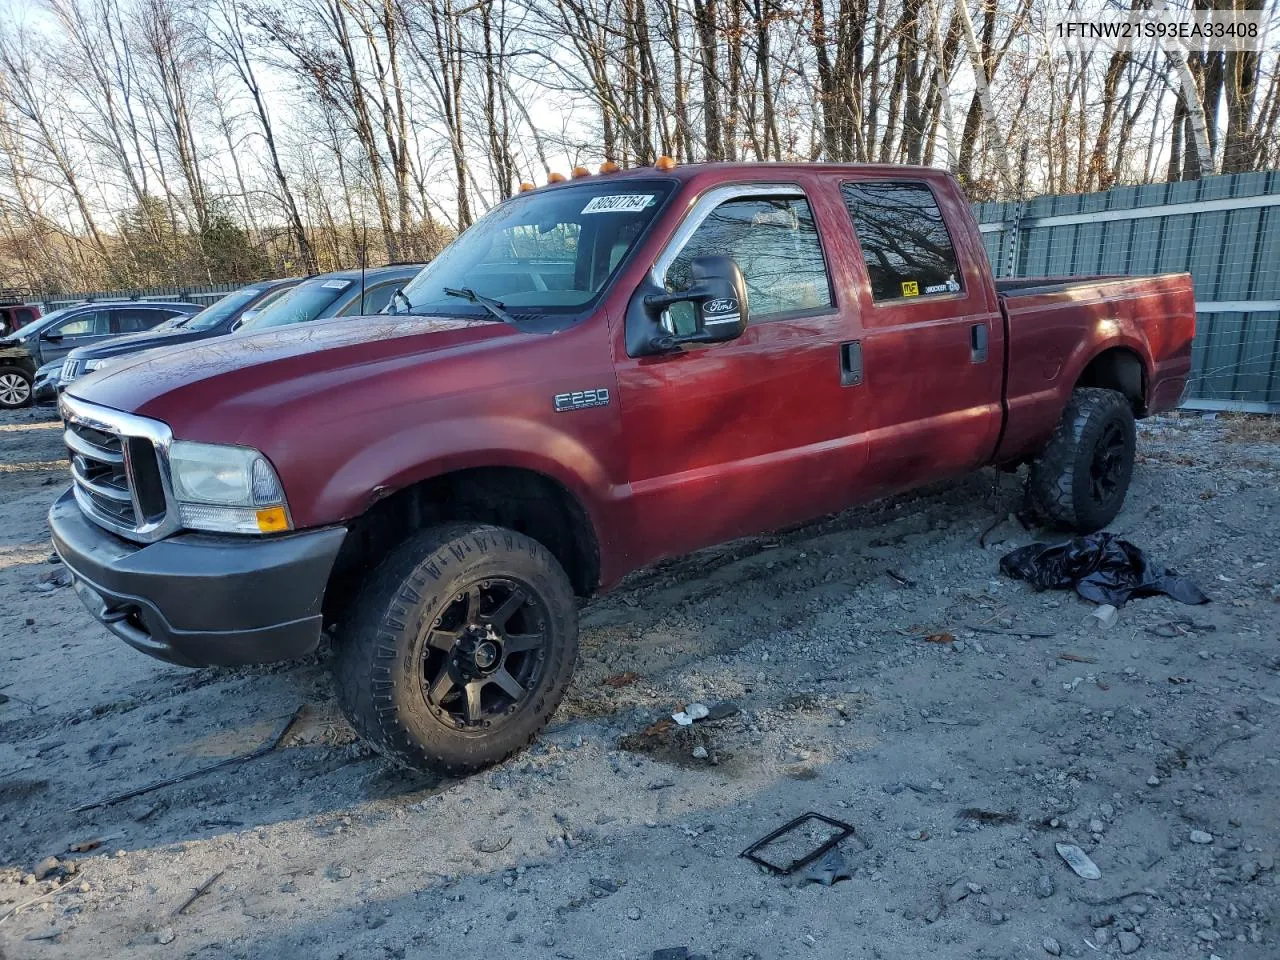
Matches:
[693,0,724,159]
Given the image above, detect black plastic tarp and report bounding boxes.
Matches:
[1000,534,1209,607]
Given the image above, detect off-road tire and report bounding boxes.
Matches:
[0,367,33,409]
[334,522,578,774]
[1029,387,1136,532]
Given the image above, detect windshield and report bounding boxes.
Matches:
[183,286,269,331]
[236,285,293,325]
[238,279,350,331]
[397,179,674,317]
[8,307,74,339]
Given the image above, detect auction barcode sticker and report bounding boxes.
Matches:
[582,195,655,214]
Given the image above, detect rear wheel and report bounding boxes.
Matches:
[0,367,32,409]
[1028,387,1136,532]
[334,522,578,774]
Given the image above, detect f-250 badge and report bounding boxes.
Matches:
[554,388,610,412]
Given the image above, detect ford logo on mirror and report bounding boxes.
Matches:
[705,298,739,315]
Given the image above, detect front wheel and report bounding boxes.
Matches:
[0,367,33,409]
[1028,387,1136,532]
[334,523,579,774]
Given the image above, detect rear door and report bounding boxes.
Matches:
[837,177,1003,494]
[613,179,867,562]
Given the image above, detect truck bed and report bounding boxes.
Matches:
[994,275,1130,298]
[994,271,1197,464]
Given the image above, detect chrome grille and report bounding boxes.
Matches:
[60,357,80,383]
[60,394,180,543]
[67,424,135,526]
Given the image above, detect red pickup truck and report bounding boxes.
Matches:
[50,162,1195,773]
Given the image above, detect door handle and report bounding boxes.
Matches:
[970,323,988,363]
[840,340,863,386]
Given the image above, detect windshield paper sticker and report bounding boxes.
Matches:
[321,279,352,289]
[582,194,655,214]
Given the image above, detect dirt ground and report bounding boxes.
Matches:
[1,404,1277,960]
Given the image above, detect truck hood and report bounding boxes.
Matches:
[67,314,513,440]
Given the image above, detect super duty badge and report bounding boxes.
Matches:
[554,388,610,412]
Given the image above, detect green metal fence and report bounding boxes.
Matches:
[35,282,242,313]
[975,171,1280,412]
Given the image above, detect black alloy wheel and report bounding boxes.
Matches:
[1089,420,1128,506]
[420,578,549,730]
[1029,387,1136,532]
[334,522,579,774]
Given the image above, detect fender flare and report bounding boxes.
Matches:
[312,414,619,536]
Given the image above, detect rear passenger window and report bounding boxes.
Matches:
[666,196,832,331]
[114,308,171,332]
[842,182,963,303]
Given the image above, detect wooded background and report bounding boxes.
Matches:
[1,0,1277,293]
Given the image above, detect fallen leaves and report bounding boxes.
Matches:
[1059,653,1098,664]
[603,671,642,688]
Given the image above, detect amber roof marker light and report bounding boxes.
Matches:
[572,165,591,179]
[654,155,677,171]
[546,171,566,184]
[518,181,536,192]
[598,160,621,174]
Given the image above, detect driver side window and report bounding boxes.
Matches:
[665,196,833,334]
[51,311,108,338]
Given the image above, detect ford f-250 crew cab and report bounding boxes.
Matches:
[50,162,1195,774]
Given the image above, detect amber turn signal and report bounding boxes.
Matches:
[547,171,566,183]
[654,155,677,170]
[255,506,289,533]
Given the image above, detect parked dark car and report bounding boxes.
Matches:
[236,265,424,332]
[0,290,40,337]
[32,359,64,404]
[1,300,199,409]
[55,279,299,394]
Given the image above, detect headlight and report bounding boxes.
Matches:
[168,441,292,534]
[83,358,114,373]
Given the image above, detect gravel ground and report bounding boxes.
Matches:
[0,404,1277,960]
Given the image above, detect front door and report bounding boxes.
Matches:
[39,310,112,364]
[613,181,867,565]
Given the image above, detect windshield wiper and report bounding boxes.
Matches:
[442,286,520,327]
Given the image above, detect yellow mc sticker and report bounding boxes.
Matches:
[901,280,920,297]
